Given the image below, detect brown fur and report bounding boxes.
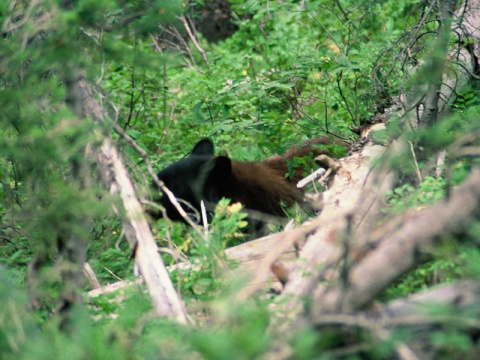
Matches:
[263,137,334,185]
[228,160,304,216]
[224,136,344,216]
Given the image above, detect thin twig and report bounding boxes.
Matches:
[408,140,422,183]
[102,266,124,282]
[178,15,209,66]
[435,149,447,177]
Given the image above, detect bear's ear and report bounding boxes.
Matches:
[191,138,214,156]
[197,156,232,182]
[192,155,232,197]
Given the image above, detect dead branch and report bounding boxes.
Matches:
[94,135,188,323]
[88,278,145,298]
[312,280,480,359]
[390,0,480,128]
[232,217,328,300]
[83,263,101,290]
[378,280,480,320]
[178,15,209,66]
[314,280,480,329]
[312,168,480,317]
[278,125,394,316]
[74,75,188,323]
[435,149,447,177]
[297,168,326,188]
[408,140,422,182]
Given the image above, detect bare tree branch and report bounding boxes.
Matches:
[93,136,188,323]
[312,168,480,316]
[74,75,188,323]
[178,15,209,66]
[277,125,394,316]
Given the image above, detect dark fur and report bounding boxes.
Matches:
[153,137,340,222]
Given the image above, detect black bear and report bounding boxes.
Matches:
[152,137,342,224]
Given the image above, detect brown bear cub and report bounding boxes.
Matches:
[152,137,341,225]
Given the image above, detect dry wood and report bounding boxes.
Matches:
[378,280,480,321]
[313,280,480,329]
[297,168,326,188]
[94,136,188,324]
[178,15,209,66]
[230,217,326,300]
[276,125,394,315]
[435,149,447,178]
[86,223,314,300]
[88,278,144,298]
[312,280,480,360]
[173,124,390,307]
[457,0,480,74]
[83,262,101,290]
[74,76,188,324]
[312,169,480,316]
[87,260,197,299]
[199,125,394,302]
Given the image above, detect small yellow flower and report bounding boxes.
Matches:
[228,202,243,214]
[326,41,341,55]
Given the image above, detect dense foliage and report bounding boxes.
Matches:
[1,0,480,358]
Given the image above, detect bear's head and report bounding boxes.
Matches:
[155,138,232,222]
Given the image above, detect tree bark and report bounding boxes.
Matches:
[312,169,480,317]
[74,75,188,324]
[419,0,458,128]
[275,124,394,316]
[94,137,188,323]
